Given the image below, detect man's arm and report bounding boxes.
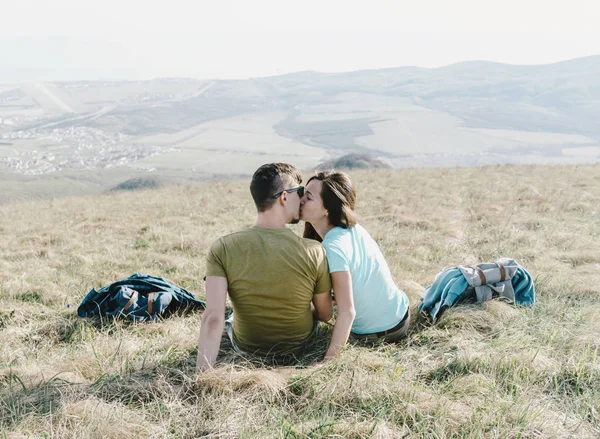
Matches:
[324,271,355,360]
[196,276,228,373]
[312,289,333,322]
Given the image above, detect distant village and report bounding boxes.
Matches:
[0,127,176,175]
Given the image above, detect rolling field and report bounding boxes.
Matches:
[1,165,599,438]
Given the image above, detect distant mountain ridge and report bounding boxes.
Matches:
[3,55,599,138]
[1,55,599,186]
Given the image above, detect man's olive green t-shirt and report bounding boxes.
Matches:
[205,226,332,356]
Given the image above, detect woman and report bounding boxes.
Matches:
[300,171,410,359]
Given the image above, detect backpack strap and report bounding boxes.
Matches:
[497,262,506,282]
[147,292,155,314]
[472,265,487,285]
[123,290,138,314]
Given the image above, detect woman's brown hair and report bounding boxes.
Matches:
[303,171,358,242]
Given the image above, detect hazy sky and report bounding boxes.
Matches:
[1,0,599,82]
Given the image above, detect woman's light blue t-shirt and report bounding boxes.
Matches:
[322,224,409,334]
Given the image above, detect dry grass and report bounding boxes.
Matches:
[1,164,599,438]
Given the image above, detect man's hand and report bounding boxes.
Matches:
[196,276,228,373]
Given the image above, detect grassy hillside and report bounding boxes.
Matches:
[1,165,599,438]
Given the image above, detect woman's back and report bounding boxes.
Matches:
[322,224,409,334]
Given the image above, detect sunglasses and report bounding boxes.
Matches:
[273,185,305,199]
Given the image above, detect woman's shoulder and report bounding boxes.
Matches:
[324,226,351,240]
[328,224,370,237]
[323,225,360,248]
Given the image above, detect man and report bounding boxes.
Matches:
[196,163,333,372]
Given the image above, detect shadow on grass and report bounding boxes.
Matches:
[63,306,205,332]
[214,321,333,370]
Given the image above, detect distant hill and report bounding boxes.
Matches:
[4,56,600,138]
[110,177,162,192]
[317,153,391,170]
[1,56,599,201]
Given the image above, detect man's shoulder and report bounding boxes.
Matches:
[213,227,325,252]
[298,236,326,253]
[212,227,256,243]
[272,230,326,255]
[212,227,312,246]
[207,229,248,255]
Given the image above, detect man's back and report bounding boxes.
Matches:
[206,226,331,356]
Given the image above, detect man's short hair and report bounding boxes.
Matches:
[250,163,302,212]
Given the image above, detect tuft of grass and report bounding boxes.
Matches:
[17,291,43,303]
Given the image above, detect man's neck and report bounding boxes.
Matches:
[255,211,287,229]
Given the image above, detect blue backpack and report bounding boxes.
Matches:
[419,258,535,322]
[77,273,205,321]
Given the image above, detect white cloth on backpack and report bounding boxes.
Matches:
[458,257,519,303]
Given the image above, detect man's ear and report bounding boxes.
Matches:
[278,191,287,205]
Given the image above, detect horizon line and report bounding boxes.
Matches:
[1,53,599,86]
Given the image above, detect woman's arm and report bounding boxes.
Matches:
[312,289,333,322]
[324,271,356,360]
